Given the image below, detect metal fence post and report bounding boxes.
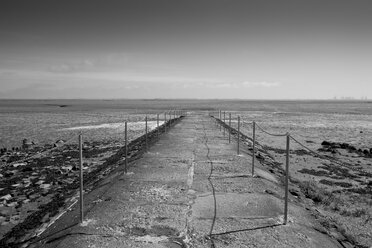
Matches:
[237,116,240,155]
[125,121,128,173]
[79,134,84,223]
[219,110,222,131]
[229,113,231,143]
[223,111,226,136]
[145,116,148,151]
[284,133,290,225]
[252,121,256,176]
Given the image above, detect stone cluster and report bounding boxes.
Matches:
[319,141,372,157]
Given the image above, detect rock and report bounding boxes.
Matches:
[331,149,338,154]
[61,165,72,171]
[340,143,349,149]
[289,188,300,197]
[28,194,39,200]
[9,214,20,224]
[54,139,65,147]
[264,189,274,195]
[22,139,34,149]
[7,201,18,207]
[321,141,331,146]
[40,184,51,189]
[13,162,27,167]
[331,143,341,149]
[1,194,12,201]
[348,146,356,151]
[22,166,33,172]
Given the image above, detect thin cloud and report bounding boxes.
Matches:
[48,59,95,73]
[47,53,130,73]
[178,81,281,89]
[241,81,281,88]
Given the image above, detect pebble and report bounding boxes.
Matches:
[7,201,18,207]
[35,180,44,185]
[10,215,20,224]
[1,194,12,201]
[264,189,274,195]
[40,184,51,189]
[13,163,27,167]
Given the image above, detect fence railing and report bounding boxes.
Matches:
[0,109,186,245]
[210,109,371,226]
[210,110,305,225]
[75,110,186,223]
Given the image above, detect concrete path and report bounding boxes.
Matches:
[35,113,342,248]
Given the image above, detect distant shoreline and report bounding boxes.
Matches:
[0,98,370,102]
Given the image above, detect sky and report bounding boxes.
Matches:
[0,0,371,99]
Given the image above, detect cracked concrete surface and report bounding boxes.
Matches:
[34,113,343,248]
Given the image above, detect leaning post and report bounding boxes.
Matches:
[284,133,290,225]
[223,111,226,136]
[145,115,148,151]
[125,121,128,173]
[252,121,256,176]
[229,113,231,143]
[237,116,240,155]
[79,134,84,223]
[219,110,222,131]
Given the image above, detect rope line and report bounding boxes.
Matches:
[242,120,253,127]
[217,113,369,175]
[289,135,368,173]
[255,123,288,137]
